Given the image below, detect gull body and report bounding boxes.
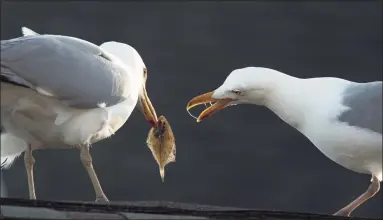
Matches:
[1,27,159,202]
[187,67,382,217]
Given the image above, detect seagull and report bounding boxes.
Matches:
[186,67,382,217]
[1,27,161,203]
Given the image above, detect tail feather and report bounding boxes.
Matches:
[1,133,28,169]
[21,27,40,36]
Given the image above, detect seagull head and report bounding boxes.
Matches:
[100,41,158,127]
[186,67,286,122]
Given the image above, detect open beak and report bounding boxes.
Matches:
[138,85,158,127]
[186,91,232,122]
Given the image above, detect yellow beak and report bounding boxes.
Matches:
[186,91,232,122]
[138,85,158,127]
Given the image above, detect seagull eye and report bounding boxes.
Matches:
[231,89,243,95]
[143,68,148,77]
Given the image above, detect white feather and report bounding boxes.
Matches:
[1,133,28,169]
[21,27,39,36]
[36,87,55,97]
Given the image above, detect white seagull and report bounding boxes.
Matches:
[186,67,382,217]
[1,27,162,203]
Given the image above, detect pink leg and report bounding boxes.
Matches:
[24,145,36,200]
[334,175,380,216]
[79,146,109,203]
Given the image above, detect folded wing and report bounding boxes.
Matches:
[1,35,132,108]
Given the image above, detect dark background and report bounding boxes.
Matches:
[1,1,382,218]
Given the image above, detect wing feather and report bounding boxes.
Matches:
[1,35,131,108]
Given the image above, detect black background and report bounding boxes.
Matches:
[1,1,382,218]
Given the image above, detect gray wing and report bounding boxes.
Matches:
[1,35,131,108]
[338,81,382,134]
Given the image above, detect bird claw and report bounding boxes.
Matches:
[95,195,109,204]
[333,209,350,217]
